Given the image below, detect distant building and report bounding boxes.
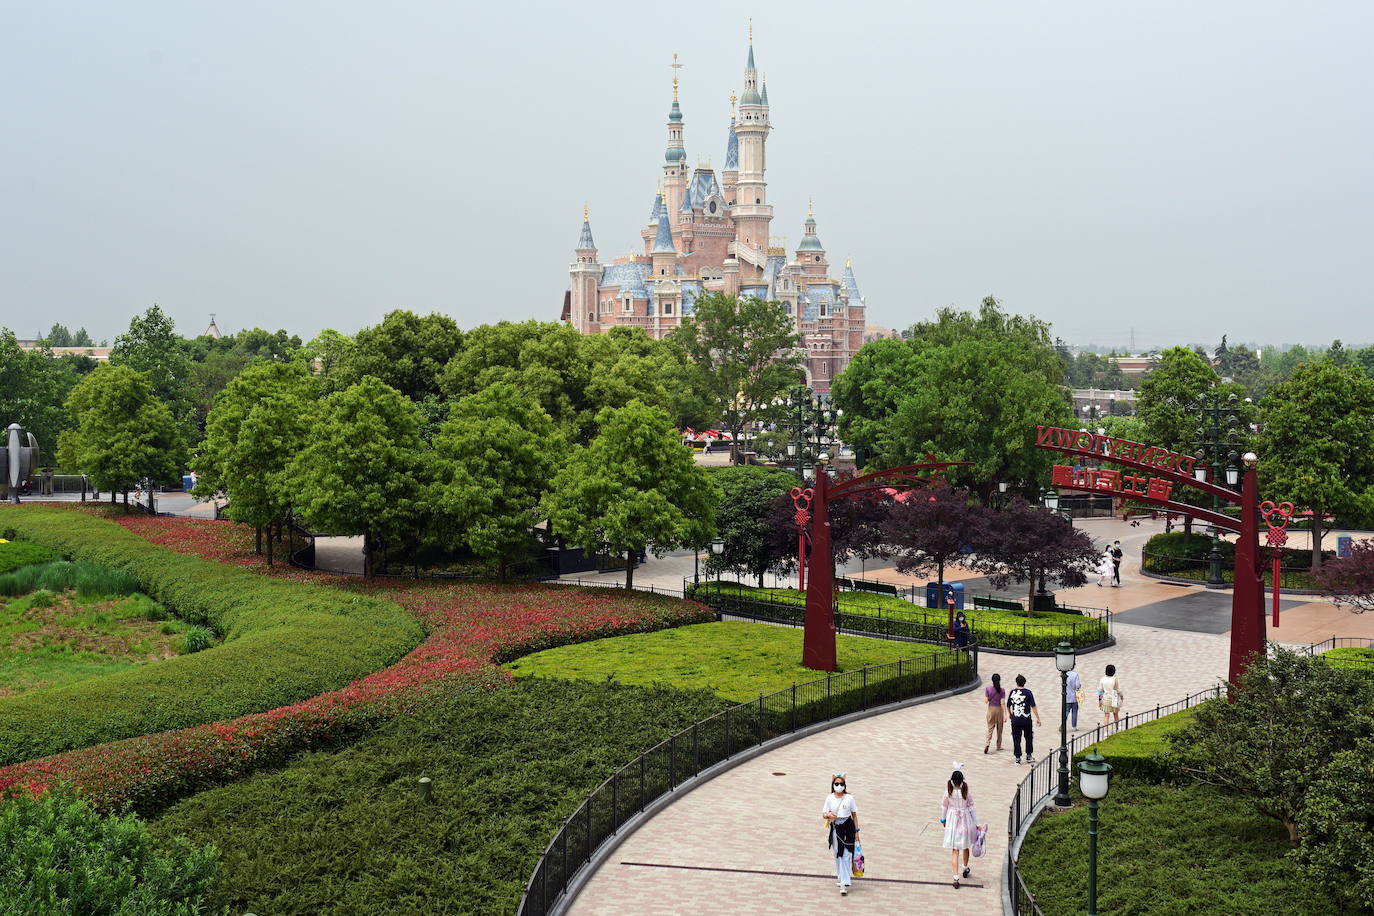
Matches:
[562,30,868,393]
[16,341,111,361]
[201,315,223,339]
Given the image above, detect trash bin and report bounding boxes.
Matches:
[182,475,195,491]
[925,581,964,610]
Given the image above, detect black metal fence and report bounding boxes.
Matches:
[1141,548,1318,590]
[517,645,979,916]
[1006,683,1224,915]
[690,583,1111,653]
[1297,636,1374,665]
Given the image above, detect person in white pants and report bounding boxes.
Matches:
[822,774,860,895]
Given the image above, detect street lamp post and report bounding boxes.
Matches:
[784,387,838,481]
[1078,752,1114,916]
[1189,388,1244,587]
[1053,640,1077,807]
[1033,488,1060,611]
[710,537,724,592]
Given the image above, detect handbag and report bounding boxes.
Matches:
[851,843,865,877]
[972,824,988,858]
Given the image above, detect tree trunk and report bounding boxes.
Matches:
[624,551,635,589]
[1183,516,1193,536]
[363,529,372,579]
[1028,572,1037,617]
[758,570,765,588]
[498,556,508,583]
[1284,818,1299,846]
[1306,508,1323,572]
[266,529,274,566]
[255,526,262,555]
[110,490,116,506]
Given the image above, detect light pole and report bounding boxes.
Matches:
[1189,388,1244,587]
[710,537,724,593]
[1053,640,1077,807]
[1033,488,1060,611]
[1078,752,1113,916]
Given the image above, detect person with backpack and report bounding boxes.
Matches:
[1006,675,1042,764]
[822,773,861,896]
[940,767,977,888]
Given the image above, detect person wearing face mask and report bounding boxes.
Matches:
[821,773,861,895]
[940,765,977,888]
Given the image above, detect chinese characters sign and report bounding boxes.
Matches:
[1051,464,1175,502]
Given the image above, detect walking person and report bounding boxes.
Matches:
[1099,664,1124,729]
[1095,549,1113,587]
[822,773,860,896]
[984,673,1006,754]
[1110,540,1124,587]
[1006,675,1042,764]
[1065,666,1082,732]
[940,766,977,888]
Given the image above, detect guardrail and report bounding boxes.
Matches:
[1006,683,1224,915]
[1297,636,1374,664]
[517,644,979,916]
[690,583,1112,653]
[1141,547,1319,590]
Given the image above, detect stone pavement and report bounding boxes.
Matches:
[569,620,1230,916]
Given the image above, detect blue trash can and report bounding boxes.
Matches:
[925,581,965,609]
[182,475,195,491]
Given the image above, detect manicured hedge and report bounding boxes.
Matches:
[1072,705,1202,784]
[0,539,60,574]
[0,506,424,765]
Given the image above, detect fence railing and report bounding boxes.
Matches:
[690,583,1112,653]
[517,645,979,916]
[1297,636,1374,664]
[1141,548,1319,590]
[1006,683,1224,915]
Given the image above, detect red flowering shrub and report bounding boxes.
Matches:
[0,513,712,812]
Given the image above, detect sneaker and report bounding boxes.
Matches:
[953,877,961,888]
[841,885,848,896]
[963,866,971,878]
[1027,754,1035,763]
[1014,757,1021,764]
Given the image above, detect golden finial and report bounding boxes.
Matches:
[671,53,682,102]
[729,91,737,116]
[808,198,814,218]
[748,18,753,43]
[846,256,852,269]
[583,203,589,221]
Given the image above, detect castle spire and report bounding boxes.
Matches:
[652,201,676,254]
[577,205,595,250]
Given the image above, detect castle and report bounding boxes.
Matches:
[562,31,867,392]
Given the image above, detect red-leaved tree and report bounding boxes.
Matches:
[975,498,1098,613]
[1315,538,1374,614]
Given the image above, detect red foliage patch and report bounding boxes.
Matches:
[0,516,709,810]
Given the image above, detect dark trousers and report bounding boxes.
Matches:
[1011,717,1034,758]
[1112,561,1121,585]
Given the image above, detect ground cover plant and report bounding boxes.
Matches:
[149,678,725,916]
[0,538,59,574]
[506,620,947,701]
[0,783,225,916]
[695,581,1109,650]
[1322,644,1374,674]
[0,510,713,812]
[1018,782,1339,916]
[0,505,424,768]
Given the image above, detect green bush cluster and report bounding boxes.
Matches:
[150,678,725,916]
[1142,532,1327,588]
[0,539,59,574]
[0,560,140,599]
[180,626,214,655]
[1071,706,1201,784]
[0,506,425,765]
[0,784,225,916]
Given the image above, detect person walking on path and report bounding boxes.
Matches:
[1007,675,1042,764]
[1110,540,1124,586]
[1065,667,1083,732]
[983,673,1006,754]
[822,774,860,896]
[940,767,978,889]
[1099,664,1124,729]
[1095,549,1113,587]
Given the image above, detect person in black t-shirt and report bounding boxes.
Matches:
[1006,674,1042,764]
[1110,540,1124,586]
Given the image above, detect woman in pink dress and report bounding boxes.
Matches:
[940,767,978,888]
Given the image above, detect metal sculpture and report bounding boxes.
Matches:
[1,424,41,504]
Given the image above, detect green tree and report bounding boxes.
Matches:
[543,400,719,588]
[1295,734,1374,910]
[110,304,190,407]
[0,329,81,459]
[1136,346,1219,450]
[57,364,184,502]
[1258,361,1374,570]
[41,323,72,347]
[286,377,425,577]
[193,361,317,564]
[705,465,798,586]
[335,310,463,402]
[832,298,1071,499]
[427,383,563,579]
[667,292,803,464]
[303,329,355,382]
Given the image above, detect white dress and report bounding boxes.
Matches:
[941,789,977,849]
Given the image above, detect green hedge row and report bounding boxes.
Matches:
[0,540,60,574]
[0,507,425,765]
[1072,705,1203,784]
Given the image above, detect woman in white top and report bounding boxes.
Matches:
[1095,550,1114,587]
[1099,663,1124,727]
[940,767,977,888]
[821,773,861,896]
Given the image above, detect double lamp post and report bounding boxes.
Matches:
[1053,639,1114,916]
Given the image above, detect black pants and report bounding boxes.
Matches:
[1112,561,1121,585]
[1011,717,1034,758]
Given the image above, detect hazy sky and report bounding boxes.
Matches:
[4,1,1371,349]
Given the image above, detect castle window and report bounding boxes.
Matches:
[815,256,821,262]
[588,312,594,323]
[664,301,674,315]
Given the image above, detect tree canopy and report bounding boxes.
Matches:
[56,364,184,497]
[705,465,799,586]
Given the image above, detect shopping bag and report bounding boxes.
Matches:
[972,824,988,858]
[851,843,865,877]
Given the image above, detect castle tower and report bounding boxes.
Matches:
[796,201,828,277]
[642,185,664,255]
[651,198,677,278]
[663,55,688,220]
[722,94,739,204]
[570,206,601,332]
[732,25,773,266]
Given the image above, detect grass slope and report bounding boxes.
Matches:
[506,621,942,701]
[150,678,726,916]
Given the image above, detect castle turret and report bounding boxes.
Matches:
[796,201,828,276]
[663,55,688,220]
[651,198,677,278]
[732,24,772,265]
[570,206,602,332]
[722,94,739,204]
[642,185,664,255]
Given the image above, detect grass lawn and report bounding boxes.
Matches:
[0,587,192,697]
[1018,782,1339,915]
[150,678,726,916]
[505,621,944,701]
